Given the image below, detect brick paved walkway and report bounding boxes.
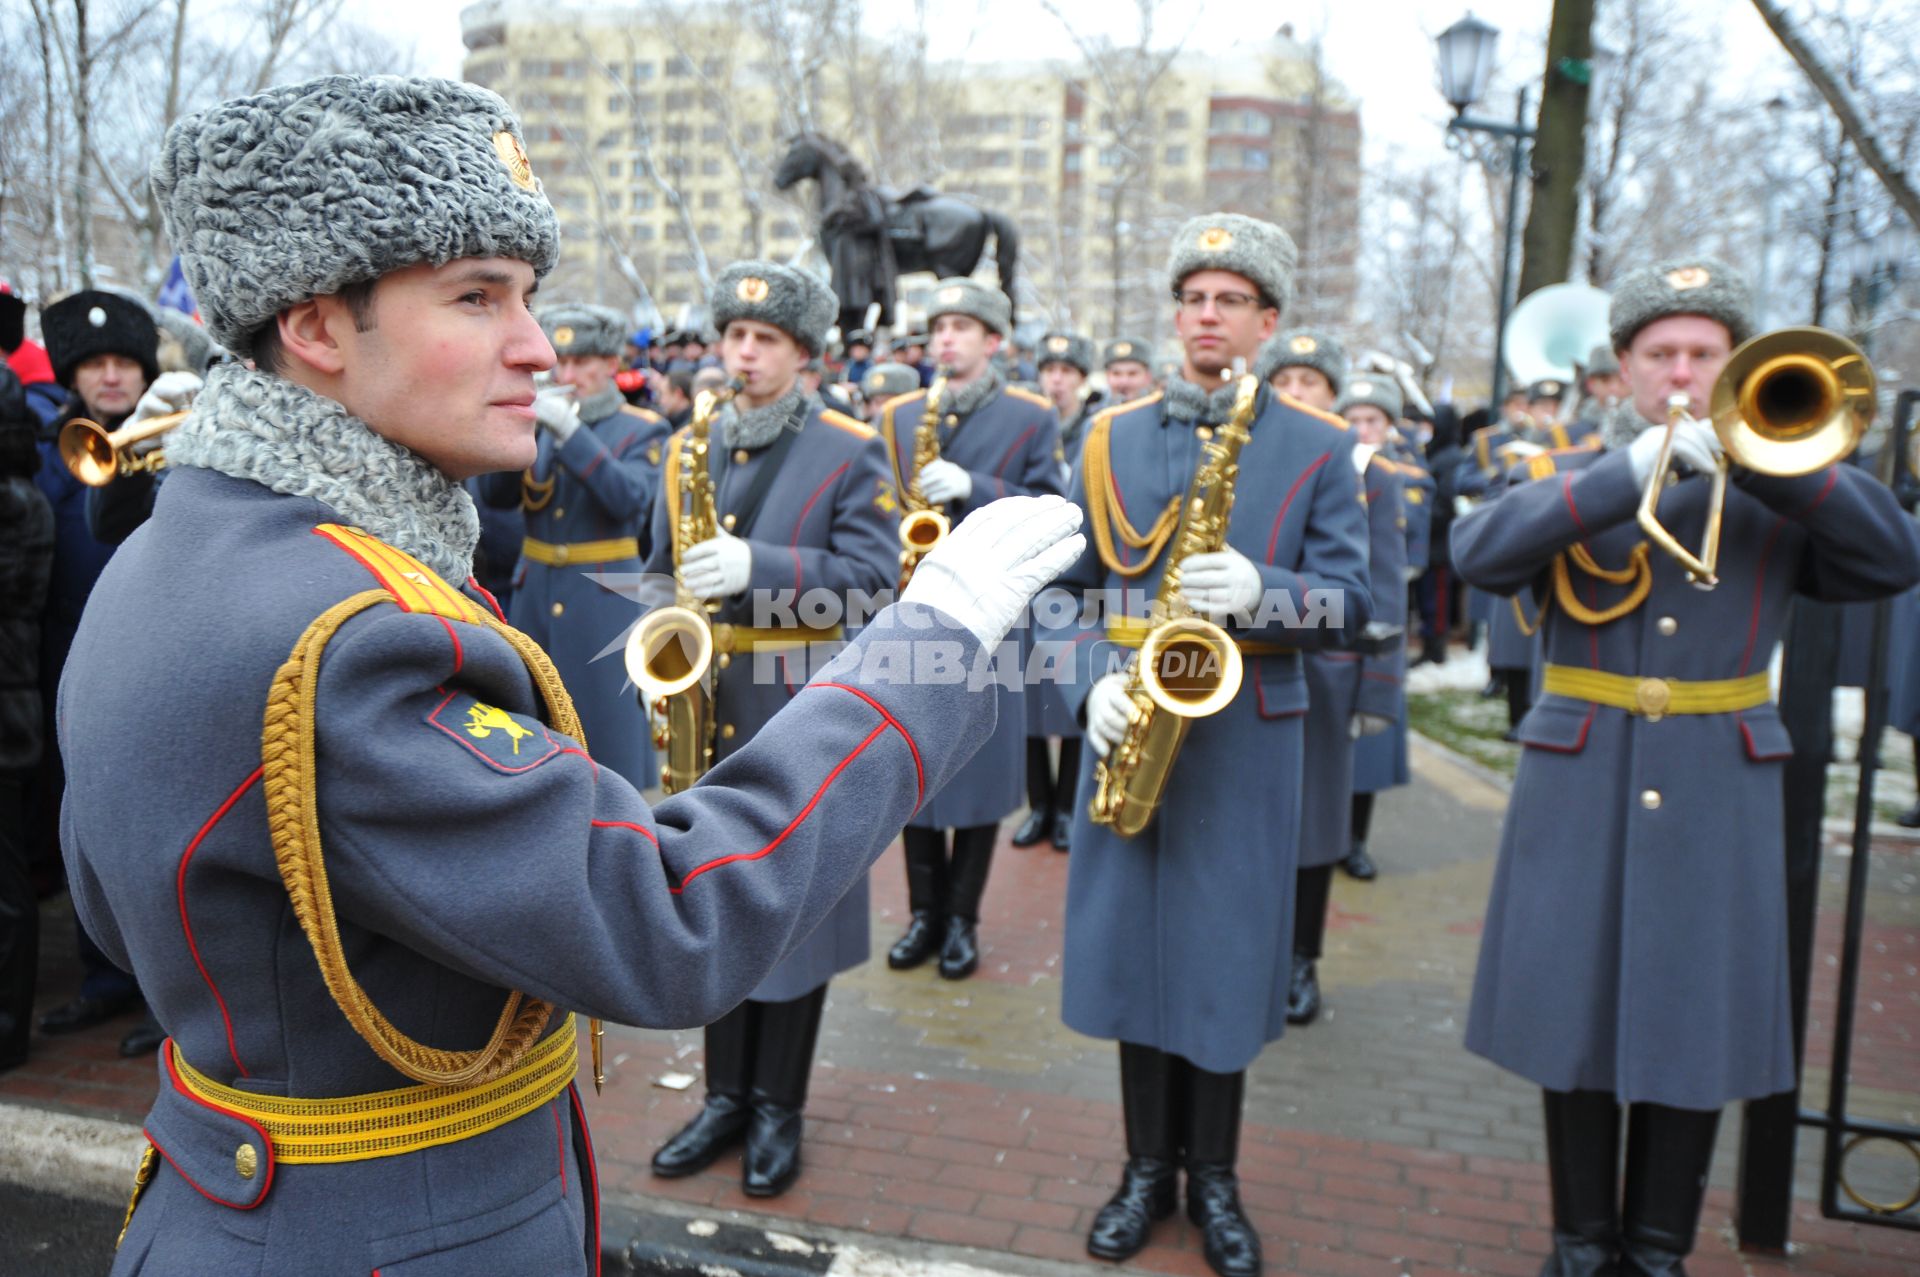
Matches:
[6,739,1918,1276]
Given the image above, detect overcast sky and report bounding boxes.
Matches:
[356,0,1796,164]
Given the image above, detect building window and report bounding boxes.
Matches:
[605,193,620,210]
[633,61,654,81]
[986,148,1013,168]
[665,124,691,143]
[1021,182,1048,207]
[608,159,624,177]
[701,124,724,143]
[701,190,720,208]
[772,218,798,237]
[608,95,624,113]
[1243,146,1270,170]
[664,90,694,112]
[632,191,655,210]
[633,223,655,242]
[699,222,722,240]
[1064,117,1082,139]
[631,94,656,113]
[1063,150,1082,172]
[985,114,1013,133]
[1023,149,1048,170]
[742,123,763,143]
[1164,108,1188,129]
[666,55,692,77]
[701,157,722,175]
[1023,114,1049,138]
[702,57,724,76]
[1099,145,1128,167]
[1164,144,1186,165]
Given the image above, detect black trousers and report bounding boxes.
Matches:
[1024,737,1081,814]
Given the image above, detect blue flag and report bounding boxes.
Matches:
[156,256,199,320]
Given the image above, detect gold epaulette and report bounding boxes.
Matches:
[618,403,665,423]
[311,524,483,623]
[1276,391,1348,431]
[819,408,876,440]
[1004,385,1053,410]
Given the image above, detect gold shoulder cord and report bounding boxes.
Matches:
[1083,415,1181,578]
[261,591,591,1089]
[521,469,555,513]
[1551,543,1653,625]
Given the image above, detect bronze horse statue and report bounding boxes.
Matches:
[774,133,1020,337]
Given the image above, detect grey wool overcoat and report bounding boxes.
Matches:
[1453,444,1920,1108]
[1043,386,1373,1073]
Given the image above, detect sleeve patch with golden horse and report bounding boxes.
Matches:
[427,691,563,773]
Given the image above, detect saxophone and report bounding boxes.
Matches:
[623,376,743,794]
[1089,372,1258,837]
[896,366,955,590]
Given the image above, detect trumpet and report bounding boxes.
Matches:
[60,410,189,486]
[623,375,743,794]
[897,366,955,590]
[1637,327,1874,588]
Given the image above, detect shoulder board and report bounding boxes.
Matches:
[1090,390,1162,434]
[1275,391,1348,431]
[818,408,876,440]
[313,523,483,624]
[1365,451,1397,474]
[881,390,928,424]
[618,404,665,423]
[1004,385,1053,410]
[1525,452,1560,480]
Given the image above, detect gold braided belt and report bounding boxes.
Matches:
[167,1015,578,1165]
[1541,664,1771,723]
[711,622,843,654]
[1105,616,1297,657]
[521,536,640,566]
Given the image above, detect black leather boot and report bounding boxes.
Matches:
[742,985,827,1197]
[1087,1042,1178,1262]
[1288,863,1332,1025]
[1051,739,1080,851]
[1539,1089,1622,1277]
[1013,739,1053,846]
[1620,1103,1720,1277]
[1505,669,1533,740]
[888,828,949,969]
[1285,954,1321,1026]
[1183,1062,1261,1277]
[1900,756,1920,828]
[938,824,996,980]
[1341,795,1378,881]
[652,1001,755,1177]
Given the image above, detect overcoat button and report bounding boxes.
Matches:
[553,507,565,519]
[551,602,565,617]
[1657,616,1677,636]
[1641,789,1662,810]
[734,449,750,464]
[235,1144,258,1179]
[722,513,737,531]
[721,724,737,739]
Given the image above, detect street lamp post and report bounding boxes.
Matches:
[1436,13,1536,411]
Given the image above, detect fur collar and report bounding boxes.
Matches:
[1164,372,1252,425]
[575,383,627,423]
[721,386,811,450]
[946,365,1004,419]
[1597,400,1659,452]
[165,363,480,584]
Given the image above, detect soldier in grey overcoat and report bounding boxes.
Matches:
[1046,215,1372,1277]
[643,260,898,1198]
[62,74,1085,1276]
[1013,331,1099,851]
[1102,336,1158,406]
[478,303,671,787]
[1452,257,1920,1277]
[1256,339,1408,1026]
[877,277,1063,980]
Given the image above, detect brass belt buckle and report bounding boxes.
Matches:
[1634,677,1672,722]
[552,544,570,564]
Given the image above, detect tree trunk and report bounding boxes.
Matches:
[1517,0,1595,300]
[73,0,93,288]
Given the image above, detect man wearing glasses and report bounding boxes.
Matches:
[1045,214,1372,1277]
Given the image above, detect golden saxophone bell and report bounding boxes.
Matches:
[1636,326,1873,589]
[59,410,190,487]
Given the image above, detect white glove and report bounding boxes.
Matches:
[1626,416,1720,486]
[129,371,202,454]
[1178,548,1263,622]
[534,386,583,442]
[916,458,972,505]
[1085,672,1136,760]
[679,530,753,599]
[1350,712,1393,739]
[1453,495,1474,519]
[1351,442,1376,475]
[1501,439,1545,461]
[900,494,1085,649]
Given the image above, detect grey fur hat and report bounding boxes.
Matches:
[710,260,836,355]
[150,74,560,354]
[1037,332,1095,375]
[1335,374,1403,422]
[1584,343,1620,378]
[538,303,627,358]
[153,308,223,374]
[1167,213,1298,315]
[926,277,1011,338]
[1103,337,1151,368]
[1256,328,1347,395]
[1608,257,1753,353]
[861,363,921,401]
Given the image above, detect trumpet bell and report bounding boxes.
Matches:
[625,605,713,700]
[1138,616,1244,719]
[1710,326,1874,477]
[59,419,118,487]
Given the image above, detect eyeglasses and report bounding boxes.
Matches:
[1174,290,1266,316]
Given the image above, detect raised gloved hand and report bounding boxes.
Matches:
[915,458,972,505]
[1350,712,1393,739]
[1085,672,1137,760]
[900,494,1085,650]
[1627,411,1720,486]
[128,370,203,454]
[1351,442,1376,475]
[679,529,753,599]
[1178,548,1263,622]
[534,386,583,442]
